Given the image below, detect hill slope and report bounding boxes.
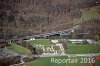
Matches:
[0,0,100,36]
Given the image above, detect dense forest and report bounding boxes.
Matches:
[0,0,100,38]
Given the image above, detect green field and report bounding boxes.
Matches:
[25,56,96,66]
[8,43,31,55]
[26,39,100,54]
[96,41,100,46]
[26,39,50,45]
[82,6,100,21]
[7,39,100,66]
[25,56,66,66]
[96,60,100,66]
[66,43,100,54]
[72,6,100,25]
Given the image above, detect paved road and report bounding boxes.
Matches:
[40,53,100,57]
[38,25,80,36]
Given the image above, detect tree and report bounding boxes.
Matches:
[94,35,100,41]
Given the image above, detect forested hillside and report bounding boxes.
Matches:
[0,0,100,36]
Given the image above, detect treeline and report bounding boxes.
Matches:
[75,19,100,39]
[80,19,100,35]
[0,0,100,36]
[0,56,21,66]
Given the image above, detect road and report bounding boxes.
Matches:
[40,53,100,57]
